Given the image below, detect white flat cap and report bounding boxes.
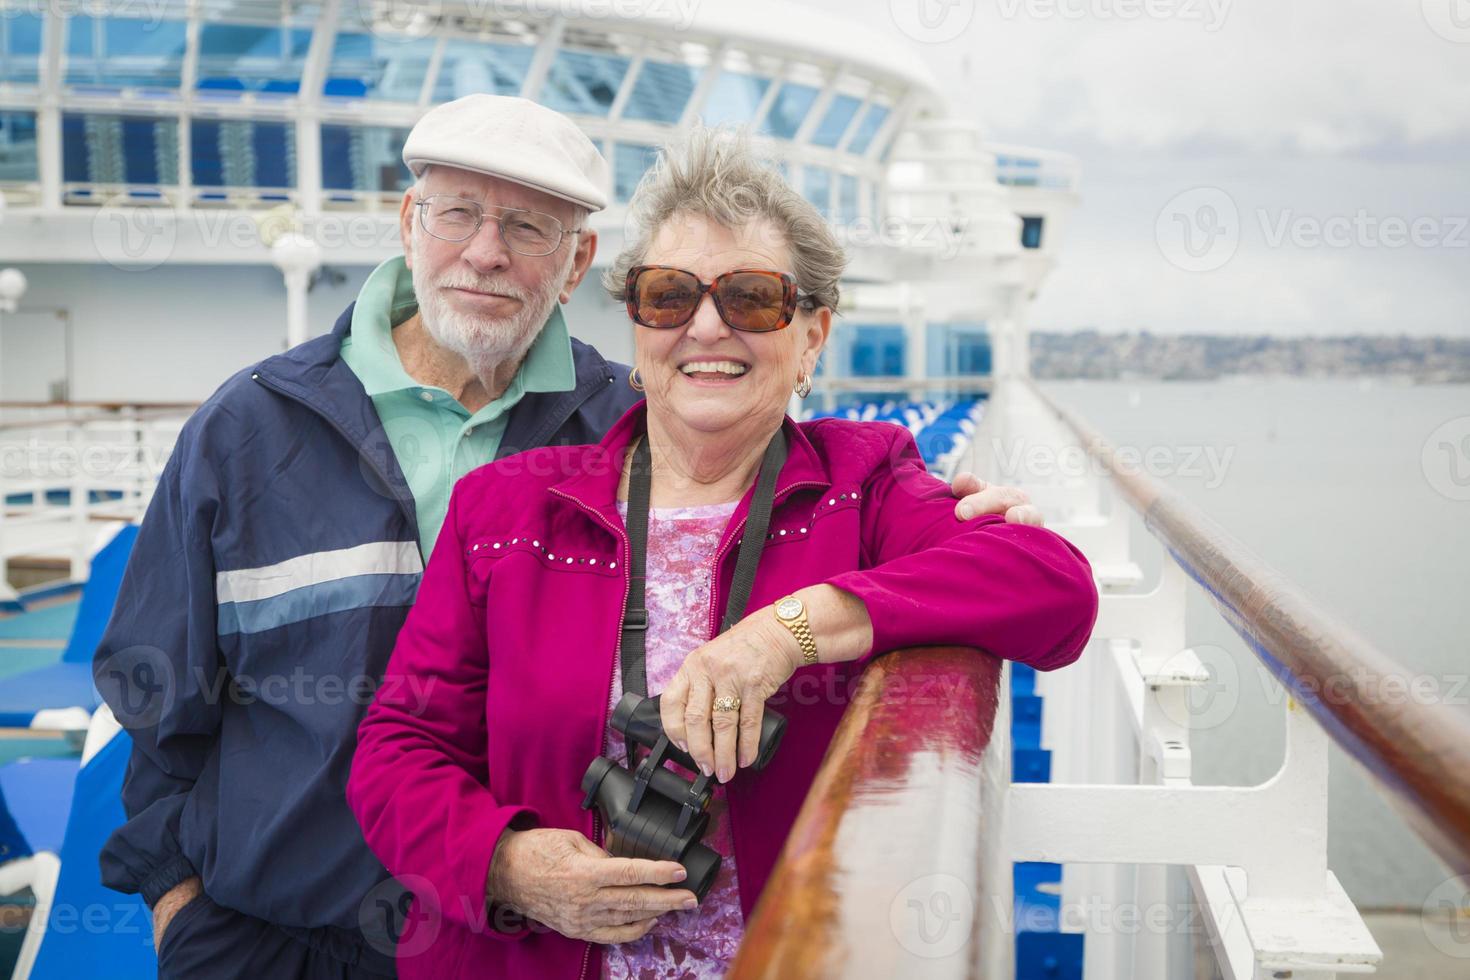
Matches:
[403,95,610,212]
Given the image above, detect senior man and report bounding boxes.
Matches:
[93,94,1039,979]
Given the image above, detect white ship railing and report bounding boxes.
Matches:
[0,403,189,601]
[734,377,1470,979]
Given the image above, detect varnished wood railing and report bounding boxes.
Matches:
[730,647,1003,979]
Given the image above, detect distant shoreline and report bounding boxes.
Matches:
[1030,331,1470,383]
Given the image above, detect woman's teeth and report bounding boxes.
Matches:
[679,361,748,376]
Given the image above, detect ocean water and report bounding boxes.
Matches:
[1038,378,1470,910]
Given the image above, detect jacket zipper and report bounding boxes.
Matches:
[548,487,629,980]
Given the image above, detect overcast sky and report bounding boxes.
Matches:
[797,0,1470,337]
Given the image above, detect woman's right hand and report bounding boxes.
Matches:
[486,828,698,943]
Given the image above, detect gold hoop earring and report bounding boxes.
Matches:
[794,372,813,398]
[628,368,645,392]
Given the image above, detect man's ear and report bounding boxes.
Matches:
[398,188,417,268]
[559,229,598,304]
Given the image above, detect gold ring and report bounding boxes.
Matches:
[713,695,741,712]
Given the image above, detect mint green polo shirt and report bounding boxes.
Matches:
[340,256,576,559]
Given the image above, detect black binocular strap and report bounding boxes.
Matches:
[620,429,789,699]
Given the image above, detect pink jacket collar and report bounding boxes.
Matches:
[549,401,832,527]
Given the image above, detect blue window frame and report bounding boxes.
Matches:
[325,32,434,100]
[623,60,700,123]
[196,24,312,95]
[810,94,861,148]
[62,113,179,186]
[1021,215,1044,249]
[540,50,630,117]
[701,72,769,126]
[760,82,819,139]
[614,142,659,203]
[65,16,188,90]
[847,103,890,155]
[802,166,831,219]
[321,124,412,192]
[0,13,42,84]
[432,40,535,101]
[849,325,906,377]
[191,119,295,187]
[0,111,39,182]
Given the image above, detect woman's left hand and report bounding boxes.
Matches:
[659,614,803,785]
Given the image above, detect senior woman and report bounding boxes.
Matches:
[347,130,1098,979]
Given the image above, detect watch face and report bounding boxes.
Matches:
[776,597,803,619]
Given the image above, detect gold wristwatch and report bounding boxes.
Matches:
[774,595,818,666]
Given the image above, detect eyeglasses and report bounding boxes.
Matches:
[414,195,583,256]
[624,265,818,333]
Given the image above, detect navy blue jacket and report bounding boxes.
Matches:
[93,303,636,953]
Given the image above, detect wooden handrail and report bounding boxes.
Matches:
[730,647,1003,979]
[1028,378,1470,875]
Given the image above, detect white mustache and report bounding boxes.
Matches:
[434,274,530,300]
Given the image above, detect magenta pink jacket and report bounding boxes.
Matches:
[347,404,1097,979]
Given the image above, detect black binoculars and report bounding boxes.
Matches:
[580,692,787,902]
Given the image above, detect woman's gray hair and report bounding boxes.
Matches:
[603,127,845,314]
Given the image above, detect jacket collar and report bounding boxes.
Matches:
[550,401,831,524]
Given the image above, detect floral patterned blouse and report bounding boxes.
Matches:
[603,500,745,980]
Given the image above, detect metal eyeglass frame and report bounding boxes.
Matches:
[414,194,585,256]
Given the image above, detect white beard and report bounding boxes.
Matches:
[409,230,572,377]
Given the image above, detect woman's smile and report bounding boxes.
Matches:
[677,358,751,385]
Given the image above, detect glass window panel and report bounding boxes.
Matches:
[541,49,629,117]
[810,94,861,147]
[614,142,658,203]
[760,82,818,140]
[837,173,858,225]
[847,103,890,155]
[196,24,312,94]
[64,16,188,89]
[325,32,434,100]
[191,119,295,187]
[0,111,39,182]
[432,39,535,101]
[62,112,179,185]
[0,13,42,84]
[321,124,412,192]
[622,60,699,124]
[803,165,830,220]
[700,72,769,126]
